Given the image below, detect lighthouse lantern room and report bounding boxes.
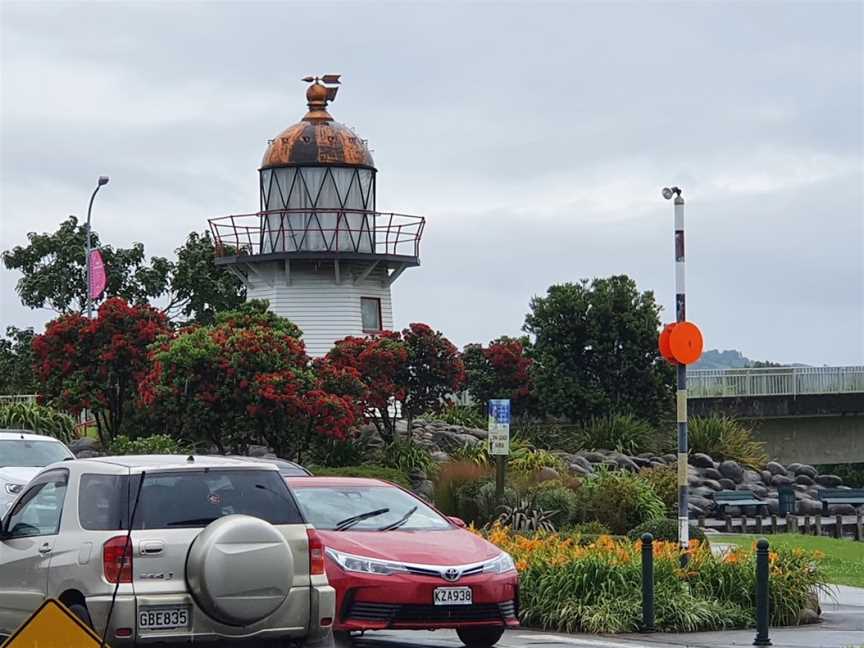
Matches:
[209,76,425,356]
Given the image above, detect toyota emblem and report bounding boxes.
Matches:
[442,568,461,582]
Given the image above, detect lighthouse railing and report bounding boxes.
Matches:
[209,209,424,259]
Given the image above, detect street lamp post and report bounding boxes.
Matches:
[84,176,110,318]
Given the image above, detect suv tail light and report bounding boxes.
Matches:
[307,528,325,576]
[104,536,133,583]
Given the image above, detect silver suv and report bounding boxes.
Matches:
[0,455,335,646]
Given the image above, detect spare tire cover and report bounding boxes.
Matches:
[186,514,294,626]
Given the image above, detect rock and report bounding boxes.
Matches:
[797,498,824,515]
[702,479,723,491]
[742,469,762,483]
[798,608,820,625]
[765,498,780,514]
[772,474,796,487]
[816,474,843,487]
[718,478,737,490]
[766,461,788,476]
[795,464,818,478]
[602,461,619,470]
[248,445,272,458]
[614,455,640,472]
[537,467,561,483]
[76,449,101,459]
[662,453,677,463]
[828,504,857,515]
[691,486,715,499]
[702,467,723,481]
[649,461,667,469]
[786,462,802,474]
[650,456,668,464]
[689,476,705,488]
[581,452,607,464]
[430,429,480,452]
[638,452,655,459]
[430,451,450,463]
[466,427,488,440]
[689,453,715,468]
[414,479,435,500]
[690,495,714,511]
[737,483,768,497]
[718,460,744,483]
[569,464,591,477]
[70,437,100,453]
[408,468,428,482]
[795,474,815,486]
[631,456,653,469]
[793,484,809,492]
[760,470,774,485]
[570,456,593,472]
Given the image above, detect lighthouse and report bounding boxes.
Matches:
[209,76,425,356]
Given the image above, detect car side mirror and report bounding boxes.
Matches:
[447,516,467,528]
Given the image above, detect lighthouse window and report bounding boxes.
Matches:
[361,297,382,333]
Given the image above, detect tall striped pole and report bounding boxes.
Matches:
[672,189,689,565]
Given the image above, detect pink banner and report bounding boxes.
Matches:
[88,249,107,300]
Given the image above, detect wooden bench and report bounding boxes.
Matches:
[819,488,864,514]
[713,490,768,516]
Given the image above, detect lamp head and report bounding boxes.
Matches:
[662,186,681,200]
[97,176,110,186]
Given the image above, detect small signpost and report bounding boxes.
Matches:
[0,598,107,648]
[488,399,511,502]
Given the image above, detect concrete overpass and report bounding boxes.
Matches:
[688,366,864,464]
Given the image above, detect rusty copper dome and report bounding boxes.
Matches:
[261,77,374,169]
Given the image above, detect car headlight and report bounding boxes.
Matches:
[4,483,23,496]
[325,548,407,576]
[484,552,517,574]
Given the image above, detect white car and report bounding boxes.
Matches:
[0,431,74,513]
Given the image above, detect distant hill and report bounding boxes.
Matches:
[693,349,793,370]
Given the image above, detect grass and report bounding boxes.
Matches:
[712,533,864,588]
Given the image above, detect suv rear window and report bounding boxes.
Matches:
[79,469,304,530]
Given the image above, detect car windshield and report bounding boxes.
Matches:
[0,439,72,468]
[291,485,451,531]
[79,469,304,530]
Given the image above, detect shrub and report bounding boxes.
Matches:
[449,441,490,466]
[509,448,568,475]
[482,524,827,632]
[569,520,611,537]
[689,416,768,469]
[577,414,662,455]
[529,484,580,529]
[813,463,864,488]
[510,420,583,453]
[423,404,486,430]
[0,402,76,443]
[571,468,666,535]
[310,465,411,489]
[496,498,556,532]
[433,460,492,516]
[382,438,436,476]
[108,434,188,455]
[639,464,678,512]
[627,518,707,544]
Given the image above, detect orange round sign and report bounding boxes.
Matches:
[658,323,677,364]
[669,321,703,365]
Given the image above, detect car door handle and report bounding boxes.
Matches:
[38,543,52,554]
[140,541,164,555]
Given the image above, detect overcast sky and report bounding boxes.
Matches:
[1,1,862,366]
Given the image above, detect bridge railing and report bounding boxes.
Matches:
[688,366,864,398]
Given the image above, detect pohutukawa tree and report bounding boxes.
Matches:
[139,301,363,460]
[327,323,465,443]
[462,336,534,415]
[32,297,171,445]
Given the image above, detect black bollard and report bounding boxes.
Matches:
[641,533,655,633]
[754,538,772,646]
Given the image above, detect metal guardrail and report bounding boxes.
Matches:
[688,366,864,398]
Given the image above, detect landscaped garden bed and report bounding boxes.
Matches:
[479,524,827,633]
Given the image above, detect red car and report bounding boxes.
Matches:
[286,477,519,647]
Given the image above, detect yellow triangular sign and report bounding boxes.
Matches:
[1,598,108,647]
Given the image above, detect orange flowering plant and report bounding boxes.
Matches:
[478,523,827,633]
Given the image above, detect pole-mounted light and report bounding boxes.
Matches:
[85,176,110,318]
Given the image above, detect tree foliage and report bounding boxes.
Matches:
[0,327,37,395]
[32,297,171,445]
[139,301,363,460]
[462,336,534,415]
[524,275,673,422]
[2,216,244,323]
[326,323,465,443]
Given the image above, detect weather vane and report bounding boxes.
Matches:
[302,74,341,102]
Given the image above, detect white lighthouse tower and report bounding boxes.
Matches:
[209,76,425,356]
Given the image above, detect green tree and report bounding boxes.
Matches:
[2,217,244,323]
[0,327,37,395]
[524,275,673,423]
